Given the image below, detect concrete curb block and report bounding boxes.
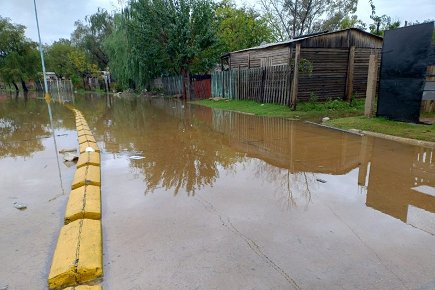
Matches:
[77,152,101,168]
[65,185,101,224]
[48,108,104,290]
[78,135,97,144]
[305,121,435,148]
[304,121,365,136]
[71,165,101,189]
[48,219,103,289]
[79,142,100,154]
[63,285,103,290]
[78,130,94,138]
[359,130,435,148]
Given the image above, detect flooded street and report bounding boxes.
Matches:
[1,93,434,289]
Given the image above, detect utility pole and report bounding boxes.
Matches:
[33,0,65,195]
[33,0,51,105]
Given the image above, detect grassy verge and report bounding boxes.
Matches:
[327,116,435,142]
[191,99,365,119]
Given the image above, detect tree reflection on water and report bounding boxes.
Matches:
[93,97,242,195]
[0,94,50,158]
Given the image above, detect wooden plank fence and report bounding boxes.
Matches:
[211,65,292,105]
[211,70,237,99]
[422,65,435,112]
[161,76,183,95]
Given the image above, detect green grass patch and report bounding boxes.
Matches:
[191,98,365,119]
[421,111,435,119]
[327,116,435,142]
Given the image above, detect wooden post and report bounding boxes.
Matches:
[345,46,355,102]
[290,43,300,110]
[260,68,266,103]
[237,65,241,100]
[365,53,378,117]
[287,47,293,106]
[221,71,225,98]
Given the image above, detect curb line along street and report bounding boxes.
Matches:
[48,108,104,290]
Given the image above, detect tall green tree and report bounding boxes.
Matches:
[259,0,359,40]
[215,1,274,53]
[0,17,40,91]
[46,38,99,89]
[105,0,217,94]
[368,0,400,36]
[46,39,76,78]
[102,14,132,90]
[71,8,113,70]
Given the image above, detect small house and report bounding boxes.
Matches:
[220,28,383,102]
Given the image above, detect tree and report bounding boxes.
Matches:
[368,0,400,36]
[314,0,361,31]
[0,17,40,92]
[45,38,99,89]
[105,0,217,94]
[164,0,217,87]
[46,39,76,78]
[68,49,99,89]
[71,8,113,70]
[215,1,274,53]
[102,14,132,90]
[336,15,366,30]
[259,0,358,40]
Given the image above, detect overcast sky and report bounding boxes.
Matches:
[0,0,433,44]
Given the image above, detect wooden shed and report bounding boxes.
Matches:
[220,28,383,102]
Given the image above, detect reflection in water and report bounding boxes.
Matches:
[361,138,435,226]
[254,161,317,210]
[79,97,240,195]
[0,93,50,158]
[0,92,78,158]
[0,91,78,198]
[2,93,433,230]
[100,97,434,229]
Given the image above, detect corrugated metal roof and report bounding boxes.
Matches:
[229,28,383,54]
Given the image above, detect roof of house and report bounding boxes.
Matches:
[229,28,383,54]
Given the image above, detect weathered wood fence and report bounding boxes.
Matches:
[160,76,183,95]
[211,65,292,105]
[155,48,381,107]
[422,65,435,112]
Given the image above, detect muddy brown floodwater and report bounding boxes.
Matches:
[1,93,434,290]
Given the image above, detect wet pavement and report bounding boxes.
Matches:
[1,93,434,289]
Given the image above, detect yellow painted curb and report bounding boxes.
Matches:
[48,219,103,289]
[65,185,101,224]
[47,222,79,288]
[77,219,103,283]
[78,129,93,137]
[78,135,97,145]
[77,152,100,168]
[79,141,100,154]
[71,165,101,189]
[49,108,104,289]
[76,123,84,128]
[80,126,91,133]
[63,285,103,290]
